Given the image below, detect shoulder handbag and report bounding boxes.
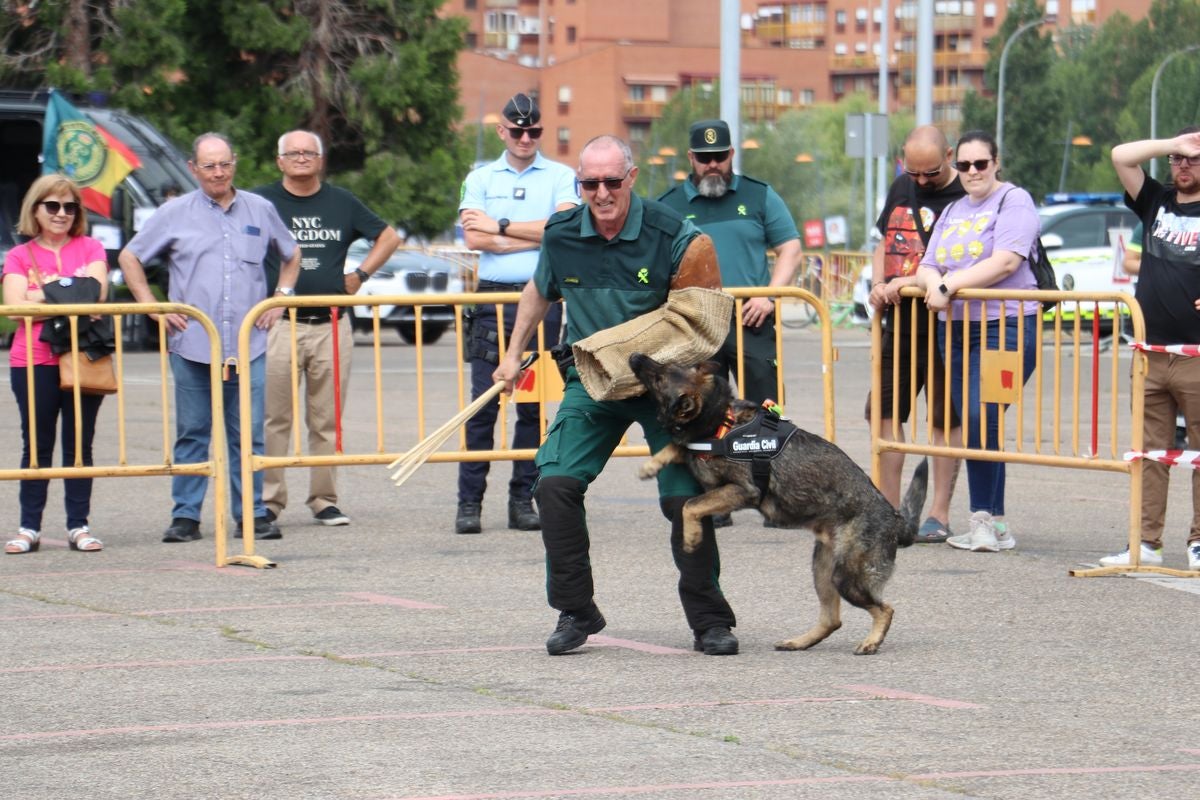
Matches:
[25,243,119,396]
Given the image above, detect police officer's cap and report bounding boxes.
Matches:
[689,119,732,153]
[502,93,541,128]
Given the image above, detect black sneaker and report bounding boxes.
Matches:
[162,517,201,543]
[455,501,482,534]
[234,517,282,540]
[693,626,739,656]
[711,512,733,529]
[314,506,350,526]
[507,497,540,531]
[264,509,277,524]
[546,606,607,655]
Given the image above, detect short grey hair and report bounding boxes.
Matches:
[579,135,634,172]
[277,130,324,157]
[191,132,235,162]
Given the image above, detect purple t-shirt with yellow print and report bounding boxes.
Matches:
[919,182,1041,321]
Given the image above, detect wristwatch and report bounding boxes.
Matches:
[497,218,510,236]
[354,268,370,282]
[275,286,296,296]
[938,282,950,297]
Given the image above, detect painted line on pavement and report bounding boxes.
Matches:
[588,635,690,654]
[838,684,986,709]
[0,593,446,621]
[0,560,259,580]
[0,708,562,742]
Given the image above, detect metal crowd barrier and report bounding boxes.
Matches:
[0,302,258,568]
[236,286,836,565]
[869,287,1194,578]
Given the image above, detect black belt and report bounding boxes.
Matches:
[291,314,332,324]
[477,279,526,292]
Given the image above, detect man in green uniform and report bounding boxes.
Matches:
[658,118,801,529]
[658,118,801,406]
[494,135,739,657]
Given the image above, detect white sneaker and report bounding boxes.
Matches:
[993,520,1017,551]
[947,511,999,552]
[1188,542,1200,571]
[1098,542,1163,566]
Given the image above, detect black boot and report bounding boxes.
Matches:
[455,501,482,534]
[508,496,541,530]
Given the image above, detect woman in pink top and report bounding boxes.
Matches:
[2,175,109,554]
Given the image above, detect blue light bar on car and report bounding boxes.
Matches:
[1042,192,1125,205]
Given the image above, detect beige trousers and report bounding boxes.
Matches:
[1140,350,1200,548]
[264,315,353,516]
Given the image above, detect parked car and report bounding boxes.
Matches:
[1038,193,1137,328]
[343,240,465,344]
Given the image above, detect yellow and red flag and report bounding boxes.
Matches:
[41,89,142,218]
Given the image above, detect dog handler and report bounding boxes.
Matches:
[494,135,740,656]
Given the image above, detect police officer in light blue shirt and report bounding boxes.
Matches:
[455,93,578,534]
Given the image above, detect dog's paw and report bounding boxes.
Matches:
[637,461,661,480]
[853,640,881,656]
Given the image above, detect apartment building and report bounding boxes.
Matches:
[444,0,1151,166]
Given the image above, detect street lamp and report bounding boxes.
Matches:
[997,17,1049,166]
[1057,126,1093,194]
[1150,44,1200,179]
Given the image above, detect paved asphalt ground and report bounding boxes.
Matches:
[2,314,1199,799]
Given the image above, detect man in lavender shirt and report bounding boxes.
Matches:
[118,132,300,544]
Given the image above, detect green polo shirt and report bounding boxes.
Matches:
[657,174,799,287]
[535,194,699,344]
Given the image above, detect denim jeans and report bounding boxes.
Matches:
[10,365,104,531]
[938,313,1038,516]
[170,353,265,522]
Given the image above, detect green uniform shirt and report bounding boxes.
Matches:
[536,194,699,344]
[657,174,799,287]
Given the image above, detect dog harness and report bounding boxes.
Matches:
[686,401,798,498]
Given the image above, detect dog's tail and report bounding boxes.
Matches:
[896,457,929,548]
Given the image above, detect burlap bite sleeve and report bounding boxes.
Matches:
[571,287,734,401]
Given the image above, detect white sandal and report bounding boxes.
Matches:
[5,528,40,554]
[67,526,103,552]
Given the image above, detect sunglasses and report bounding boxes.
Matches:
[904,166,943,179]
[954,158,994,173]
[505,127,543,140]
[694,150,731,165]
[577,168,632,193]
[1168,154,1200,167]
[39,200,80,216]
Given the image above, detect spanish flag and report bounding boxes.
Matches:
[41,89,142,218]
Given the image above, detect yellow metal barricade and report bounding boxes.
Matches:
[238,286,838,563]
[869,287,1194,578]
[0,302,248,567]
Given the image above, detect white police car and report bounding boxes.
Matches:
[1038,193,1137,328]
[344,240,465,344]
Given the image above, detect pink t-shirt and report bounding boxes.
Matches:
[3,237,107,367]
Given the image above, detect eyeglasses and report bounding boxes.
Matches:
[694,150,731,165]
[577,169,632,193]
[280,150,320,160]
[953,158,994,173]
[505,127,543,140]
[39,200,80,216]
[1167,154,1200,167]
[194,160,237,173]
[904,165,943,179]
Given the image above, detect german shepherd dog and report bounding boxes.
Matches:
[629,353,927,655]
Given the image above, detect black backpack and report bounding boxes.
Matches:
[996,189,1057,311]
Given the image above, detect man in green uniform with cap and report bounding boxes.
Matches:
[658,118,802,528]
[494,134,740,657]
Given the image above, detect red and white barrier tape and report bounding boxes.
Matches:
[1131,343,1200,357]
[1125,449,1200,467]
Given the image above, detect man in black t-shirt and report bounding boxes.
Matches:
[1103,127,1200,571]
[866,126,965,543]
[254,130,400,529]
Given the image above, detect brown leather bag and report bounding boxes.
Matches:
[25,243,118,395]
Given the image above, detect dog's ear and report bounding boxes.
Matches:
[696,361,722,376]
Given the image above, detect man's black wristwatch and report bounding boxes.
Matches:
[354,268,370,283]
[497,218,510,236]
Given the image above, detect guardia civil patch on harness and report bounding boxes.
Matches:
[687,407,797,461]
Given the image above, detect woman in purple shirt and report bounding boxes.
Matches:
[916,130,1041,554]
